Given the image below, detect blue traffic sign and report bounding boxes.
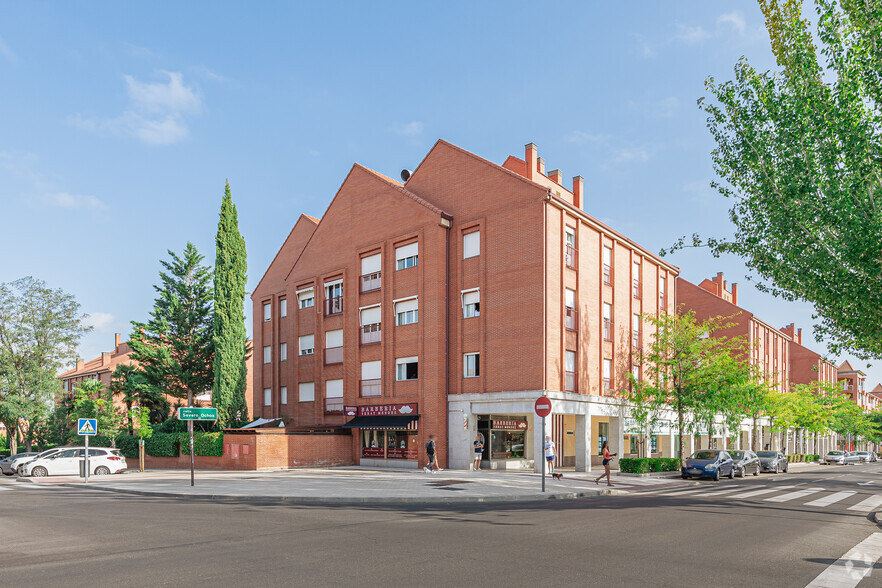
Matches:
[77,418,97,436]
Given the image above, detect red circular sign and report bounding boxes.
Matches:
[534,397,552,418]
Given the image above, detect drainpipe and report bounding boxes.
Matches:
[440,213,453,467]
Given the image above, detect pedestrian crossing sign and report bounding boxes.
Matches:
[77,418,98,436]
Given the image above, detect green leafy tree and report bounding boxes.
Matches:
[671,0,882,360]
[212,181,250,428]
[0,277,90,453]
[111,364,169,431]
[129,243,214,408]
[69,379,125,447]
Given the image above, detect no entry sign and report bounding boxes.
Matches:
[534,397,552,418]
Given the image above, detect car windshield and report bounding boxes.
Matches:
[828,451,844,456]
[730,451,745,459]
[35,449,59,459]
[757,452,777,458]
[692,451,719,460]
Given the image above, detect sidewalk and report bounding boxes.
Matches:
[16,467,690,505]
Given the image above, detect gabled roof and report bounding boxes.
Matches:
[837,360,865,376]
[253,214,319,298]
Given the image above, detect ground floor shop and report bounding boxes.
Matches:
[341,403,422,469]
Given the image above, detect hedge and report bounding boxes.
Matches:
[650,457,681,472]
[786,453,821,463]
[620,457,681,473]
[179,432,224,457]
[115,436,140,459]
[144,433,180,457]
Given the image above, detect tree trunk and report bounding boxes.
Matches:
[751,415,758,451]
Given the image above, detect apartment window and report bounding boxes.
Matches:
[603,303,613,341]
[263,388,271,406]
[603,246,613,285]
[299,382,315,402]
[361,253,382,292]
[325,329,343,364]
[324,280,343,316]
[565,227,577,269]
[263,346,271,364]
[297,288,314,309]
[462,289,480,318]
[325,379,343,413]
[632,365,640,383]
[281,386,288,405]
[360,305,381,344]
[632,314,641,348]
[396,356,418,381]
[603,359,612,391]
[280,342,288,362]
[263,302,271,322]
[395,297,418,326]
[659,276,667,309]
[395,242,418,270]
[565,288,577,331]
[463,231,480,259]
[299,334,315,356]
[280,299,287,318]
[464,353,480,378]
[632,261,641,299]
[361,361,382,397]
[565,350,576,392]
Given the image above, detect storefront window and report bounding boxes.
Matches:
[361,429,417,459]
[598,422,609,454]
[479,416,527,460]
[491,430,525,459]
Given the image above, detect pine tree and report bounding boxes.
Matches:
[212,181,249,428]
[129,243,214,408]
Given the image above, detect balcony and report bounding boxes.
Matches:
[361,272,381,293]
[565,371,577,393]
[361,323,381,344]
[565,246,577,270]
[565,308,578,331]
[633,280,642,299]
[603,264,613,286]
[324,346,343,364]
[361,378,381,398]
[843,383,855,391]
[603,319,614,341]
[325,397,343,413]
[325,296,343,316]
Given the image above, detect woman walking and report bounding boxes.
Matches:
[594,441,616,486]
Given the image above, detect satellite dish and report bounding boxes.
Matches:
[400,169,412,182]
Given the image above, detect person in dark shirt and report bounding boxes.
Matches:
[473,435,484,472]
[424,434,439,473]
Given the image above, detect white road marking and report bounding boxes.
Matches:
[656,489,708,497]
[692,486,758,498]
[765,487,825,503]
[805,491,857,507]
[848,495,882,513]
[0,486,10,491]
[806,532,882,588]
[731,486,795,499]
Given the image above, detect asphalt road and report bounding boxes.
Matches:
[2,463,882,587]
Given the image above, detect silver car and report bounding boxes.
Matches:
[825,450,862,465]
[853,451,876,463]
[1,452,39,475]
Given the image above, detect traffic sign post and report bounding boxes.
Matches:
[534,397,552,493]
[77,419,97,484]
[176,407,218,487]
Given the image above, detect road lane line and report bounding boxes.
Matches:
[656,489,708,497]
[765,487,825,503]
[731,485,794,499]
[692,486,759,498]
[805,490,856,507]
[0,486,10,491]
[806,532,882,588]
[847,495,882,512]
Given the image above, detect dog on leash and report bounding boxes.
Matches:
[551,473,563,480]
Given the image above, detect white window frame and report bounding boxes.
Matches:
[281,386,288,405]
[395,356,419,381]
[299,334,315,356]
[324,279,343,299]
[603,303,612,321]
[263,345,271,364]
[462,288,480,318]
[565,227,576,249]
[395,242,418,270]
[297,287,314,309]
[565,350,576,372]
[280,342,288,362]
[463,231,480,259]
[280,299,287,318]
[359,304,381,326]
[263,388,271,406]
[263,302,271,322]
[395,296,419,326]
[463,352,480,378]
[299,382,315,403]
[565,288,576,310]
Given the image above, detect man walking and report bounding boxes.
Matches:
[424,434,439,473]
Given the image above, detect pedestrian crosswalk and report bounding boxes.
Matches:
[639,483,882,513]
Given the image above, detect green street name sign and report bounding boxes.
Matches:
[177,407,219,421]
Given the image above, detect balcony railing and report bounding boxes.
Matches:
[361,272,381,293]
[565,371,577,392]
[565,308,578,331]
[843,383,855,391]
[565,246,577,270]
[633,280,642,299]
[325,397,343,413]
[603,318,614,341]
[325,296,343,316]
[324,346,343,365]
[603,264,613,286]
[361,323,381,344]
[361,378,381,398]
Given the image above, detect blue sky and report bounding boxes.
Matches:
[2,2,876,387]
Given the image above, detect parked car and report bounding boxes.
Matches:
[729,450,761,477]
[681,450,736,481]
[0,452,39,475]
[853,451,876,463]
[825,450,863,465]
[20,447,127,477]
[11,447,70,475]
[757,451,789,473]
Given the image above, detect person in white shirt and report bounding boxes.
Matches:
[545,435,556,476]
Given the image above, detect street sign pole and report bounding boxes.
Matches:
[541,416,545,493]
[534,397,552,494]
[189,418,195,487]
[84,435,89,484]
[176,406,218,487]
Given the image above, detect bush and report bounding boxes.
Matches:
[156,417,220,434]
[88,435,113,448]
[649,457,681,472]
[115,436,140,459]
[179,432,224,457]
[807,454,820,462]
[619,458,651,473]
[144,433,180,457]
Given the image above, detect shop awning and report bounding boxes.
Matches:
[341,415,419,429]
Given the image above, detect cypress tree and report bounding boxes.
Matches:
[212,181,249,427]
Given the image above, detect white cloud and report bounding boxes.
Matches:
[0,35,17,62]
[613,147,650,164]
[718,12,746,35]
[675,24,711,44]
[44,191,107,210]
[192,66,230,83]
[71,71,202,145]
[83,312,115,333]
[390,121,424,136]
[566,130,610,144]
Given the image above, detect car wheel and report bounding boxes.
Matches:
[681,474,688,479]
[775,463,780,474]
[94,466,110,476]
[738,467,745,478]
[783,464,788,473]
[714,469,721,482]
[728,466,735,479]
[31,466,47,477]
[2,471,12,476]
[753,465,760,476]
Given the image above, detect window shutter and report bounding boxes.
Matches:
[326,379,343,398]
[463,231,480,258]
[395,242,418,261]
[361,253,381,275]
[299,382,315,402]
[463,291,479,306]
[396,298,418,313]
[360,306,381,326]
[326,329,343,348]
[361,360,381,380]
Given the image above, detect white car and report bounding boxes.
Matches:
[20,447,127,477]
[1,452,39,475]
[11,447,70,475]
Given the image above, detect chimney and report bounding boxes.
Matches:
[537,157,546,176]
[76,359,84,371]
[731,282,738,305]
[102,352,111,366]
[525,143,538,181]
[797,328,802,345]
[548,169,563,185]
[781,323,795,339]
[572,176,584,209]
[115,332,121,349]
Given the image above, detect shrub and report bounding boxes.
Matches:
[115,435,140,459]
[144,433,180,457]
[649,457,681,472]
[619,458,651,473]
[179,432,224,457]
[807,454,820,462]
[88,435,113,448]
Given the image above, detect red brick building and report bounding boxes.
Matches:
[838,361,879,412]
[780,323,838,388]
[252,140,678,471]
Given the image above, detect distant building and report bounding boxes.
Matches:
[838,361,879,412]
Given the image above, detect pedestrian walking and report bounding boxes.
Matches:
[473,435,484,471]
[545,435,556,476]
[594,441,616,486]
[424,434,439,473]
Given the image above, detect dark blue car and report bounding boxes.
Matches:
[681,449,736,481]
